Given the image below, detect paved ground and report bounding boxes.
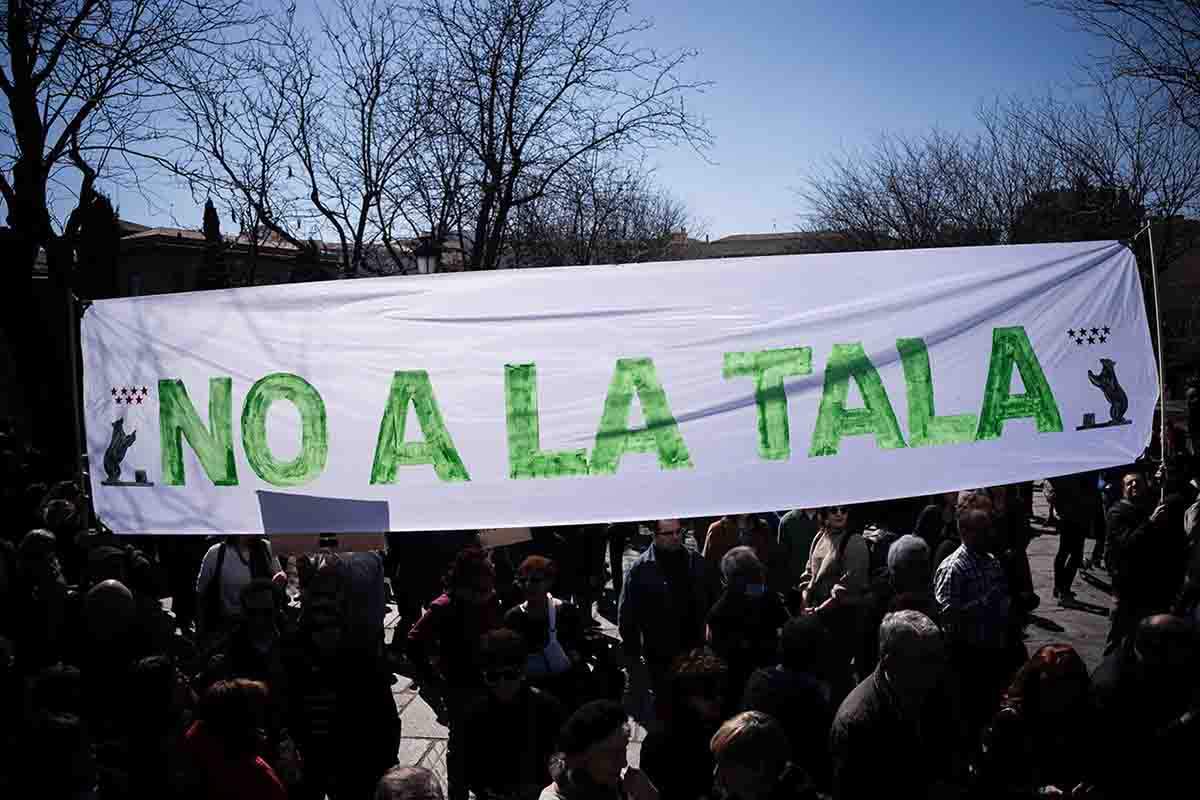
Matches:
[385,490,1119,788]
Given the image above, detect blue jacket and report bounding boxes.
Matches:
[617,544,709,665]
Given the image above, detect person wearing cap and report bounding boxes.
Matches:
[460,628,565,800]
[539,700,657,800]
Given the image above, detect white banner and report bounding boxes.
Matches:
[82,241,1155,535]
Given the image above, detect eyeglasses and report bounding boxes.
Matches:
[829,506,848,515]
[483,666,523,683]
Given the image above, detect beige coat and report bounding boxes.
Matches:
[799,529,870,608]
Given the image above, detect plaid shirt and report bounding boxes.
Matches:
[933,544,1010,651]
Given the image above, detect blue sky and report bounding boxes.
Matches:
[110,0,1104,239]
[632,0,1103,237]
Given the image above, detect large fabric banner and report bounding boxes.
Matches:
[82,241,1155,534]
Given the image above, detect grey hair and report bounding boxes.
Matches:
[886,534,930,589]
[720,546,764,588]
[878,610,941,661]
[955,489,991,516]
[375,767,444,800]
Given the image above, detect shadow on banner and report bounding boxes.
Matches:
[257,490,389,555]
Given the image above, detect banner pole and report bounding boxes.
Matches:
[1146,223,1168,499]
[67,293,93,530]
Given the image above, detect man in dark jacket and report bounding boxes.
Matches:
[1105,472,1187,652]
[1091,614,1200,798]
[830,610,966,800]
[618,518,710,698]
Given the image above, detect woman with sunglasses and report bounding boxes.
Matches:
[796,505,870,703]
[504,556,588,709]
[460,629,566,800]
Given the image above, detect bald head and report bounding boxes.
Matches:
[84,580,135,643]
[1134,614,1199,669]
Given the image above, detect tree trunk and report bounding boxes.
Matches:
[0,232,76,473]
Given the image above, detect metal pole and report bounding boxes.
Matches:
[66,291,93,529]
[1146,223,1168,500]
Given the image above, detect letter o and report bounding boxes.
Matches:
[241,373,328,486]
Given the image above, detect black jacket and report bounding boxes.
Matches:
[741,666,833,791]
[462,685,564,799]
[1106,498,1187,606]
[830,669,967,800]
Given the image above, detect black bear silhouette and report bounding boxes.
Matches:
[1087,358,1129,424]
[103,419,137,483]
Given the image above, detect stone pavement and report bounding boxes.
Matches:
[386,498,1118,789]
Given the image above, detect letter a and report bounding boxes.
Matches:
[370,371,470,483]
[976,327,1063,440]
[590,358,692,475]
[809,344,907,457]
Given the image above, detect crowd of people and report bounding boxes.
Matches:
[2,413,1200,799]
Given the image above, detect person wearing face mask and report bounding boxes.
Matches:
[640,649,729,800]
[710,711,818,800]
[706,547,788,702]
[618,519,711,707]
[460,629,566,800]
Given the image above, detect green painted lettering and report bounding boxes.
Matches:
[591,358,692,475]
[976,327,1063,439]
[370,371,469,483]
[897,338,978,447]
[241,373,328,486]
[809,343,907,456]
[723,347,812,460]
[159,378,238,486]
[505,364,589,479]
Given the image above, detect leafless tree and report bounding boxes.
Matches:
[1038,1,1200,132]
[1,0,259,457]
[1,0,258,273]
[379,53,477,271]
[505,155,694,266]
[800,83,1200,253]
[800,129,1024,250]
[149,0,431,277]
[418,0,711,270]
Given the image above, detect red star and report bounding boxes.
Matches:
[135,396,143,404]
